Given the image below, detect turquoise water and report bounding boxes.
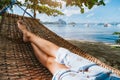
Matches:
[44,23,120,44]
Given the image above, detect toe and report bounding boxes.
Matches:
[17,20,25,25]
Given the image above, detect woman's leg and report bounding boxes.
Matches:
[31,43,68,75]
[31,43,48,67]
[17,20,68,75]
[17,20,59,58]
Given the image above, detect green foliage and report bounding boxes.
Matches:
[0,0,19,12]
[40,0,62,8]
[37,6,64,16]
[116,39,120,44]
[21,0,105,17]
[113,32,120,37]
[63,0,105,13]
[0,0,105,18]
[0,0,11,9]
[113,32,120,35]
[0,16,1,18]
[20,0,63,18]
[113,32,120,44]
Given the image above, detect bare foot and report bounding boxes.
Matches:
[17,20,30,42]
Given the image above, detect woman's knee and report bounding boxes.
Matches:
[46,57,55,67]
[46,57,68,75]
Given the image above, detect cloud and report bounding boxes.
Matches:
[118,8,120,10]
[104,0,111,4]
[82,0,111,13]
[58,1,91,17]
[86,13,94,18]
[63,8,80,16]
[61,3,91,17]
[17,0,25,3]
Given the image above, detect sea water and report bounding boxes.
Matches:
[44,23,120,44]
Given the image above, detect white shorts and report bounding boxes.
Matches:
[52,47,120,80]
[55,47,95,71]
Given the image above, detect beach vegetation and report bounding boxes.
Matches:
[113,32,120,44]
[0,0,105,18]
[21,0,105,18]
[0,16,2,23]
[64,0,105,13]
[0,0,10,9]
[0,0,15,12]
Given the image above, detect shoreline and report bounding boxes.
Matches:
[66,39,120,70]
[65,38,119,46]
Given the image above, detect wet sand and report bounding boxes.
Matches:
[67,39,120,70]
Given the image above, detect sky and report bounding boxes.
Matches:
[11,0,120,23]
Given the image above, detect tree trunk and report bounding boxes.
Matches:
[33,1,37,18]
[33,9,36,18]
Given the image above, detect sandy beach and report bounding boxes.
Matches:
[67,39,120,70]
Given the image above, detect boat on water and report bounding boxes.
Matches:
[104,23,112,27]
[69,22,76,27]
[84,23,89,27]
[117,24,120,27]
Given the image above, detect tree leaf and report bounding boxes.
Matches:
[0,0,105,18]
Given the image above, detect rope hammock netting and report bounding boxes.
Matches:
[0,0,120,80]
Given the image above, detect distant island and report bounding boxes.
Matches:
[42,19,66,25]
[68,22,76,25]
[42,20,120,27]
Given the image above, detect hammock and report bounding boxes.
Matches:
[0,13,120,80]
